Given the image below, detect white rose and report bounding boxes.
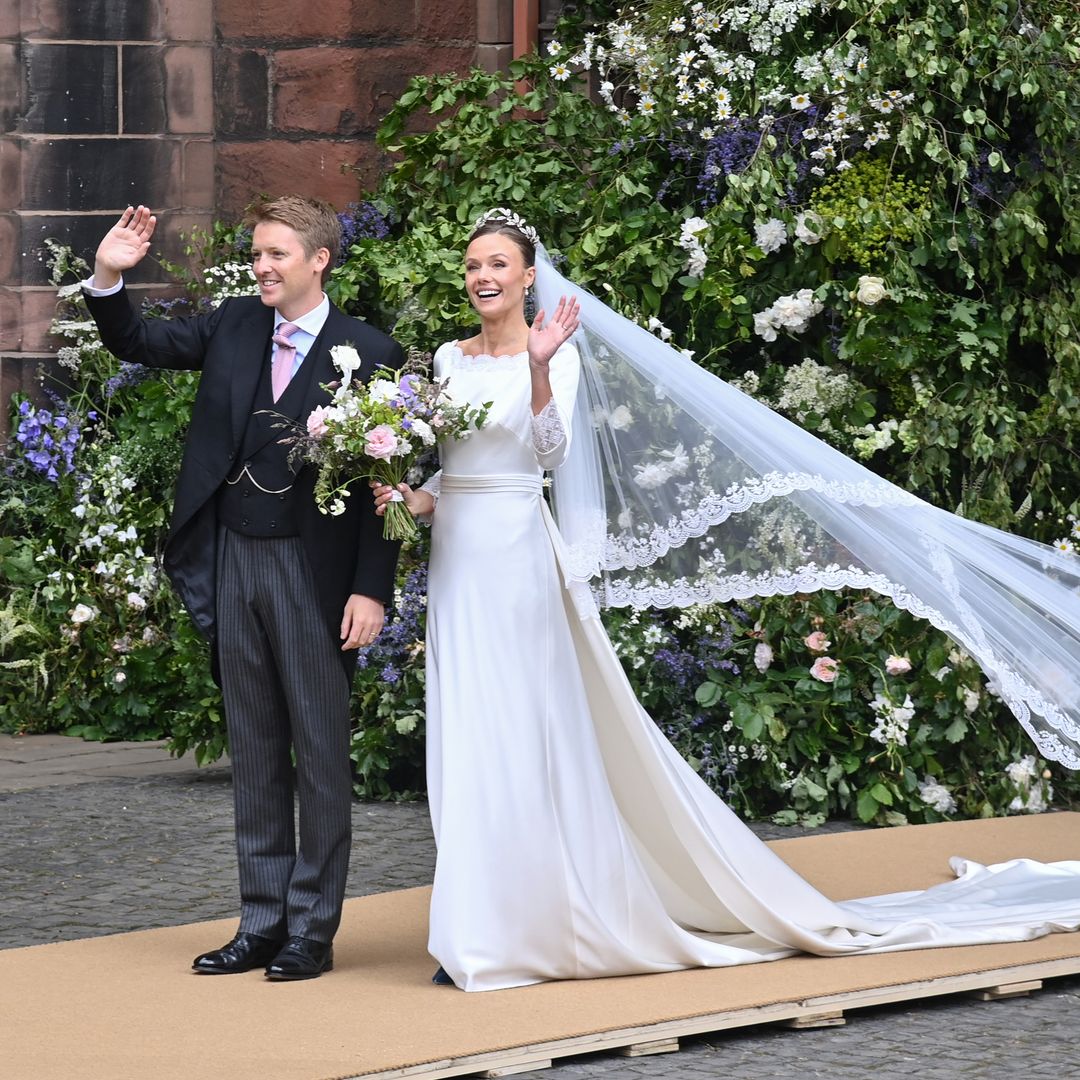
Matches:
[794,211,823,245]
[753,218,788,255]
[753,642,774,672]
[854,275,888,306]
[367,379,400,404]
[410,418,436,446]
[753,311,778,341]
[329,344,362,378]
[71,603,97,625]
[680,216,709,242]
[685,247,708,277]
[608,405,634,431]
[126,592,147,610]
[633,461,671,489]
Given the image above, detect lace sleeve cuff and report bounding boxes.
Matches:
[532,398,567,460]
[417,471,441,525]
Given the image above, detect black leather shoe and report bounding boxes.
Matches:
[192,932,284,974]
[432,966,456,986]
[265,936,334,981]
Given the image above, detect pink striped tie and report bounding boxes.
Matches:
[270,322,300,402]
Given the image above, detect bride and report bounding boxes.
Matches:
[373,210,1080,992]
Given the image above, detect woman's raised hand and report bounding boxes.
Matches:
[528,294,581,370]
[370,480,435,520]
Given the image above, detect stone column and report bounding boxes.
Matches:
[477,0,514,72]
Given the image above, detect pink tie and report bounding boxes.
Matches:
[271,322,300,402]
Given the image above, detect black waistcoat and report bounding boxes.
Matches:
[216,346,318,537]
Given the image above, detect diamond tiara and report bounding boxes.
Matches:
[472,207,541,248]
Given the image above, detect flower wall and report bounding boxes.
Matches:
[4,0,1079,823]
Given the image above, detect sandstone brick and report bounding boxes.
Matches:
[12,287,62,352]
[123,46,213,135]
[214,49,269,137]
[0,44,22,132]
[216,0,415,42]
[0,213,19,282]
[476,43,512,74]
[157,211,215,278]
[162,0,214,41]
[0,287,24,351]
[418,0,478,41]
[347,44,478,134]
[121,47,168,134]
[273,47,366,136]
[0,139,20,212]
[21,0,162,41]
[22,43,119,135]
[215,140,381,216]
[166,47,213,133]
[181,139,215,210]
[0,353,49,441]
[477,0,513,43]
[23,138,182,213]
[0,3,18,40]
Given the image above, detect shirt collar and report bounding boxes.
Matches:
[275,294,329,338]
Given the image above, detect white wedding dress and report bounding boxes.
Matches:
[422,340,1080,993]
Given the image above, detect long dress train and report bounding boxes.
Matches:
[423,340,1080,992]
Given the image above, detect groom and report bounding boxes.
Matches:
[83,197,404,980]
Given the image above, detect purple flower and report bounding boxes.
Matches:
[337,201,392,264]
[13,402,84,482]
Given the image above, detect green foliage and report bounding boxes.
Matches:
[316,0,1079,816]
[6,0,1078,820]
[809,158,930,267]
[687,591,1067,825]
[0,267,221,744]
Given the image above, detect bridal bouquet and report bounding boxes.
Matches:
[292,345,489,542]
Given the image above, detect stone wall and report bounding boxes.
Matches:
[1,0,503,436]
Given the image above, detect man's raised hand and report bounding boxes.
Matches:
[93,205,157,289]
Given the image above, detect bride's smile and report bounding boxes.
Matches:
[465,233,535,323]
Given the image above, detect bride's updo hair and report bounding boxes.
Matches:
[468,209,539,269]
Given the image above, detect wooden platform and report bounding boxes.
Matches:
[3,813,1079,1080]
[379,961,1077,1079]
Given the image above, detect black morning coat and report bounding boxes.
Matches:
[84,287,405,679]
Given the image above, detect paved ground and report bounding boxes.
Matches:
[3,733,1079,1079]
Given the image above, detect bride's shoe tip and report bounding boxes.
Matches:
[432,966,456,986]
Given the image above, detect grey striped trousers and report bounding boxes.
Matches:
[216,529,352,944]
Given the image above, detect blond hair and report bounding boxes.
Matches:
[245,195,340,283]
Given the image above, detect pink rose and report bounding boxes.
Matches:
[885,654,912,675]
[365,424,399,460]
[805,631,831,653]
[810,656,839,683]
[306,406,330,438]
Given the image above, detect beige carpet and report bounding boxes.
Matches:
[6,813,1080,1080]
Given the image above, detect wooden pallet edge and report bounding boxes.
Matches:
[799,955,1080,1011]
[343,954,1080,1080]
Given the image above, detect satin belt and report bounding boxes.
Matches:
[440,473,544,495]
